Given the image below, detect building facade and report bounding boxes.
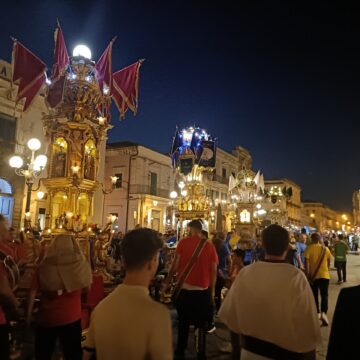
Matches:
[302,202,353,233]
[103,142,176,234]
[103,142,254,233]
[0,59,48,229]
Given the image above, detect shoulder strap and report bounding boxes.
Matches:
[172,237,208,299]
[309,246,326,282]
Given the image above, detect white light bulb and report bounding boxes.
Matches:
[37,191,45,200]
[103,85,110,95]
[170,191,178,199]
[27,138,41,151]
[9,156,23,169]
[73,45,92,59]
[34,154,47,169]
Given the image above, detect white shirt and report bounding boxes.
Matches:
[85,284,173,360]
[219,261,321,358]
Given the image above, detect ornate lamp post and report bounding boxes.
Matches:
[9,138,47,228]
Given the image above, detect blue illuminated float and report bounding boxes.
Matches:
[170,126,216,175]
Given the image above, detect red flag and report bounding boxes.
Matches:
[12,41,46,111]
[112,60,143,119]
[95,37,116,94]
[52,22,69,81]
[46,75,65,108]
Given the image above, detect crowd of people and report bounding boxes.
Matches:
[0,213,359,359]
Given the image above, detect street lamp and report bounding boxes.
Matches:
[101,176,119,194]
[170,191,178,199]
[9,138,47,228]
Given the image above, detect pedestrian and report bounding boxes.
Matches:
[212,232,232,312]
[305,232,332,326]
[83,228,172,360]
[286,234,304,270]
[225,231,232,248]
[219,224,320,359]
[201,230,216,333]
[333,234,349,284]
[0,215,19,360]
[165,231,177,247]
[295,232,306,269]
[327,284,360,360]
[228,230,240,250]
[164,220,218,360]
[252,236,265,263]
[218,248,245,357]
[352,235,359,252]
[27,233,92,360]
[229,249,244,284]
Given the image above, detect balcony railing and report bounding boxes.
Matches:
[129,184,170,198]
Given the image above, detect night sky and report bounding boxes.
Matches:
[0,1,359,211]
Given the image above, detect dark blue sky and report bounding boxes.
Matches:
[1,1,359,211]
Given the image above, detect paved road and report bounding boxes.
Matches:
[172,253,360,359]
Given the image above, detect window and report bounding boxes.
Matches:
[150,172,157,196]
[38,208,46,231]
[222,168,227,179]
[0,116,16,159]
[115,173,122,188]
[221,193,227,201]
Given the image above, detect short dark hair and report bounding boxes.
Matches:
[200,230,208,239]
[233,248,245,259]
[188,220,202,231]
[121,228,163,270]
[338,234,344,240]
[261,224,289,256]
[311,233,321,243]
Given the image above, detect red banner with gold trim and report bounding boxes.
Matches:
[112,60,143,119]
[12,41,46,111]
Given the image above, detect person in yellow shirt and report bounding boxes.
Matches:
[305,233,332,326]
[228,231,240,250]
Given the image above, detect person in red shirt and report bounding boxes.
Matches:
[26,233,92,360]
[165,220,218,360]
[0,215,19,360]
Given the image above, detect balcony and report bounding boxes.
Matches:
[210,173,228,185]
[129,184,170,198]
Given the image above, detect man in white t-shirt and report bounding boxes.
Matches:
[219,224,320,359]
[83,228,173,360]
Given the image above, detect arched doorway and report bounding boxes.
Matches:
[0,178,14,225]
